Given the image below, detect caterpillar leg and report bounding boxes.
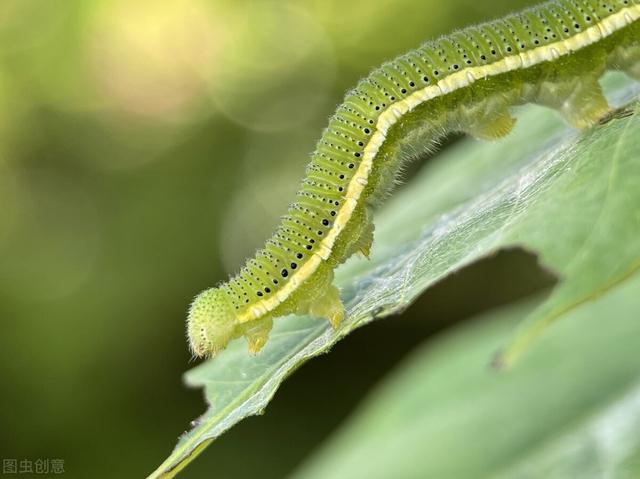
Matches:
[536,77,611,130]
[309,283,344,329]
[355,212,375,259]
[460,96,517,141]
[464,109,517,141]
[560,82,611,130]
[239,316,273,354]
[339,205,375,259]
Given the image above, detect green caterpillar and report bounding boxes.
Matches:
[188,0,640,357]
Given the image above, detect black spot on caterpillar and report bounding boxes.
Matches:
[188,0,640,357]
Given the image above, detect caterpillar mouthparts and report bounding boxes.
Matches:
[188,288,236,358]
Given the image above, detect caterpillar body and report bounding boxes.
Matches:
[188,0,640,357]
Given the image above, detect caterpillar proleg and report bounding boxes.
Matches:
[188,0,640,357]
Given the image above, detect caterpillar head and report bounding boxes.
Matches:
[187,288,237,357]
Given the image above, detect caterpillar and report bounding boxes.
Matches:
[188,0,640,357]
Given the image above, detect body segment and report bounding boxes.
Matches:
[188,0,640,357]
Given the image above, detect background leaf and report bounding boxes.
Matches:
[149,75,640,477]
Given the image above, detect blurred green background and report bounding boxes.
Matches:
[0,0,545,477]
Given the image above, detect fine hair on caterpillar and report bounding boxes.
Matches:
[187,0,640,358]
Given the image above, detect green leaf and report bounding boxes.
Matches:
[148,75,640,477]
[291,272,640,479]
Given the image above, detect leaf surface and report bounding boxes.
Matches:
[149,76,640,478]
[292,272,640,479]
